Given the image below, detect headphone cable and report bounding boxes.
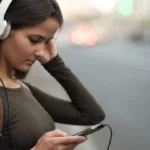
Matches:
[0,77,14,150]
[103,124,113,150]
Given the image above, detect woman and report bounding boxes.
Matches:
[0,0,105,150]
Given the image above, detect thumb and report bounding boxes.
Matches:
[45,129,67,137]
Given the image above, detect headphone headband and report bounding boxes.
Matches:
[0,0,13,39]
[0,0,13,21]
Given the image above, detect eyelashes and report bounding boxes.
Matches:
[28,37,51,45]
[28,37,40,44]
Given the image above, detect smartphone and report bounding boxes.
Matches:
[72,124,105,136]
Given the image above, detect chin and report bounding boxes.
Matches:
[17,65,32,72]
[14,63,34,79]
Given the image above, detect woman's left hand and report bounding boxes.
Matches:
[35,40,58,64]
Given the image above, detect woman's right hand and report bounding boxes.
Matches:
[31,129,87,150]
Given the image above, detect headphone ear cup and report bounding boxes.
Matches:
[0,21,11,40]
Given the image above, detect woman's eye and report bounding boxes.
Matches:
[29,38,40,44]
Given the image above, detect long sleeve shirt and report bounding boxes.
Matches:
[0,55,105,150]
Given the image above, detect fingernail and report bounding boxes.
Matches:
[62,132,67,136]
[85,136,88,140]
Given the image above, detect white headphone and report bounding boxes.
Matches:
[0,0,13,40]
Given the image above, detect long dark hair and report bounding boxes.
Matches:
[0,0,63,79]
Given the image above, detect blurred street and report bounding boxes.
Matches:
[26,39,150,150]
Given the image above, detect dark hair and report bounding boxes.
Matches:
[0,0,63,79]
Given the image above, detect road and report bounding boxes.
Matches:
[26,39,150,150]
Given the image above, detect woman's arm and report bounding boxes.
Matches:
[26,55,105,125]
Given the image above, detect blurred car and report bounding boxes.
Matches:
[65,22,99,46]
[62,21,115,46]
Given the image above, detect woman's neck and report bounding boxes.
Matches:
[0,54,21,88]
[0,68,13,80]
[0,55,15,79]
[0,67,20,88]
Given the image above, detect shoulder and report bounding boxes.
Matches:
[20,81,30,90]
[20,81,41,93]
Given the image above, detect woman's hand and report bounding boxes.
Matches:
[35,40,58,64]
[31,129,87,150]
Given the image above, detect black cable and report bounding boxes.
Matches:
[0,77,14,150]
[103,124,113,150]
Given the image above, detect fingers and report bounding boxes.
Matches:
[57,136,87,144]
[39,129,67,142]
[34,130,87,150]
[44,129,67,137]
[37,137,82,150]
[37,129,67,146]
[60,143,78,150]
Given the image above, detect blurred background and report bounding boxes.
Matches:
[26,0,150,150]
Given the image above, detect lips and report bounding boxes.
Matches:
[26,60,35,65]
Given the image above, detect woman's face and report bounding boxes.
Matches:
[0,18,59,72]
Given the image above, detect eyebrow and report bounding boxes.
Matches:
[30,34,54,41]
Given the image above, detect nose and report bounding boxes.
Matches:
[34,43,46,57]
